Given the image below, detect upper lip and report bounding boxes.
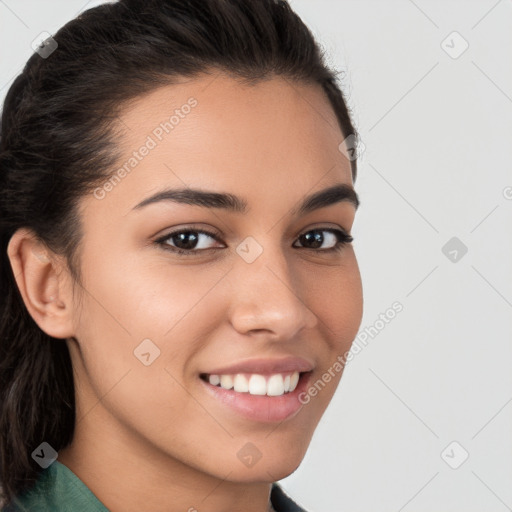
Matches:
[202,357,314,376]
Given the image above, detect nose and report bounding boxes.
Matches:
[227,241,318,341]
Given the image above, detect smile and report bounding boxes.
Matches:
[199,369,313,423]
[200,371,300,397]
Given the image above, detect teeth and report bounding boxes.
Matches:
[220,374,233,390]
[233,374,249,392]
[248,374,267,395]
[207,371,301,397]
[289,371,299,392]
[209,374,220,386]
[267,374,285,396]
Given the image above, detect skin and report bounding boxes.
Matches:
[8,71,363,512]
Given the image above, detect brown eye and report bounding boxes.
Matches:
[155,229,224,255]
[167,231,201,250]
[293,229,353,251]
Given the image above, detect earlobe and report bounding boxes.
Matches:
[6,227,76,339]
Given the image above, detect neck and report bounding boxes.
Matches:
[58,407,274,512]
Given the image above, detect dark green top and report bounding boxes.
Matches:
[2,461,307,512]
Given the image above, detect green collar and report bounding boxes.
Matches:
[3,460,306,512]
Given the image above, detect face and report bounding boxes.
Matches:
[64,72,363,482]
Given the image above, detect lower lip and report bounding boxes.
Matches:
[199,372,312,423]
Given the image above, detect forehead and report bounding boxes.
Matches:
[89,72,353,216]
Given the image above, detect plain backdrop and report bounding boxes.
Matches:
[1,1,511,511]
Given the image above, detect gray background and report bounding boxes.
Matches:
[1,1,511,511]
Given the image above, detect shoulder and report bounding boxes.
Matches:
[1,461,108,512]
[271,483,310,512]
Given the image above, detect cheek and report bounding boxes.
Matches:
[79,248,227,341]
[71,256,227,432]
[72,251,233,411]
[301,255,362,411]
[303,253,363,348]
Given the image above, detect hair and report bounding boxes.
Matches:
[0,0,359,505]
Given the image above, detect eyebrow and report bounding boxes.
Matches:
[131,183,359,215]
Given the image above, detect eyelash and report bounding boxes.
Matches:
[154,227,353,256]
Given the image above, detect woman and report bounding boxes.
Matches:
[0,0,363,510]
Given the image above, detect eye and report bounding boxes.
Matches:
[293,228,353,252]
[155,228,223,255]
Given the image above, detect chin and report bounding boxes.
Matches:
[218,442,308,483]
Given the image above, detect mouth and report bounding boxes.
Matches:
[198,370,313,423]
[199,371,302,397]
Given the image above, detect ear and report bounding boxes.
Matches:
[7,227,76,339]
